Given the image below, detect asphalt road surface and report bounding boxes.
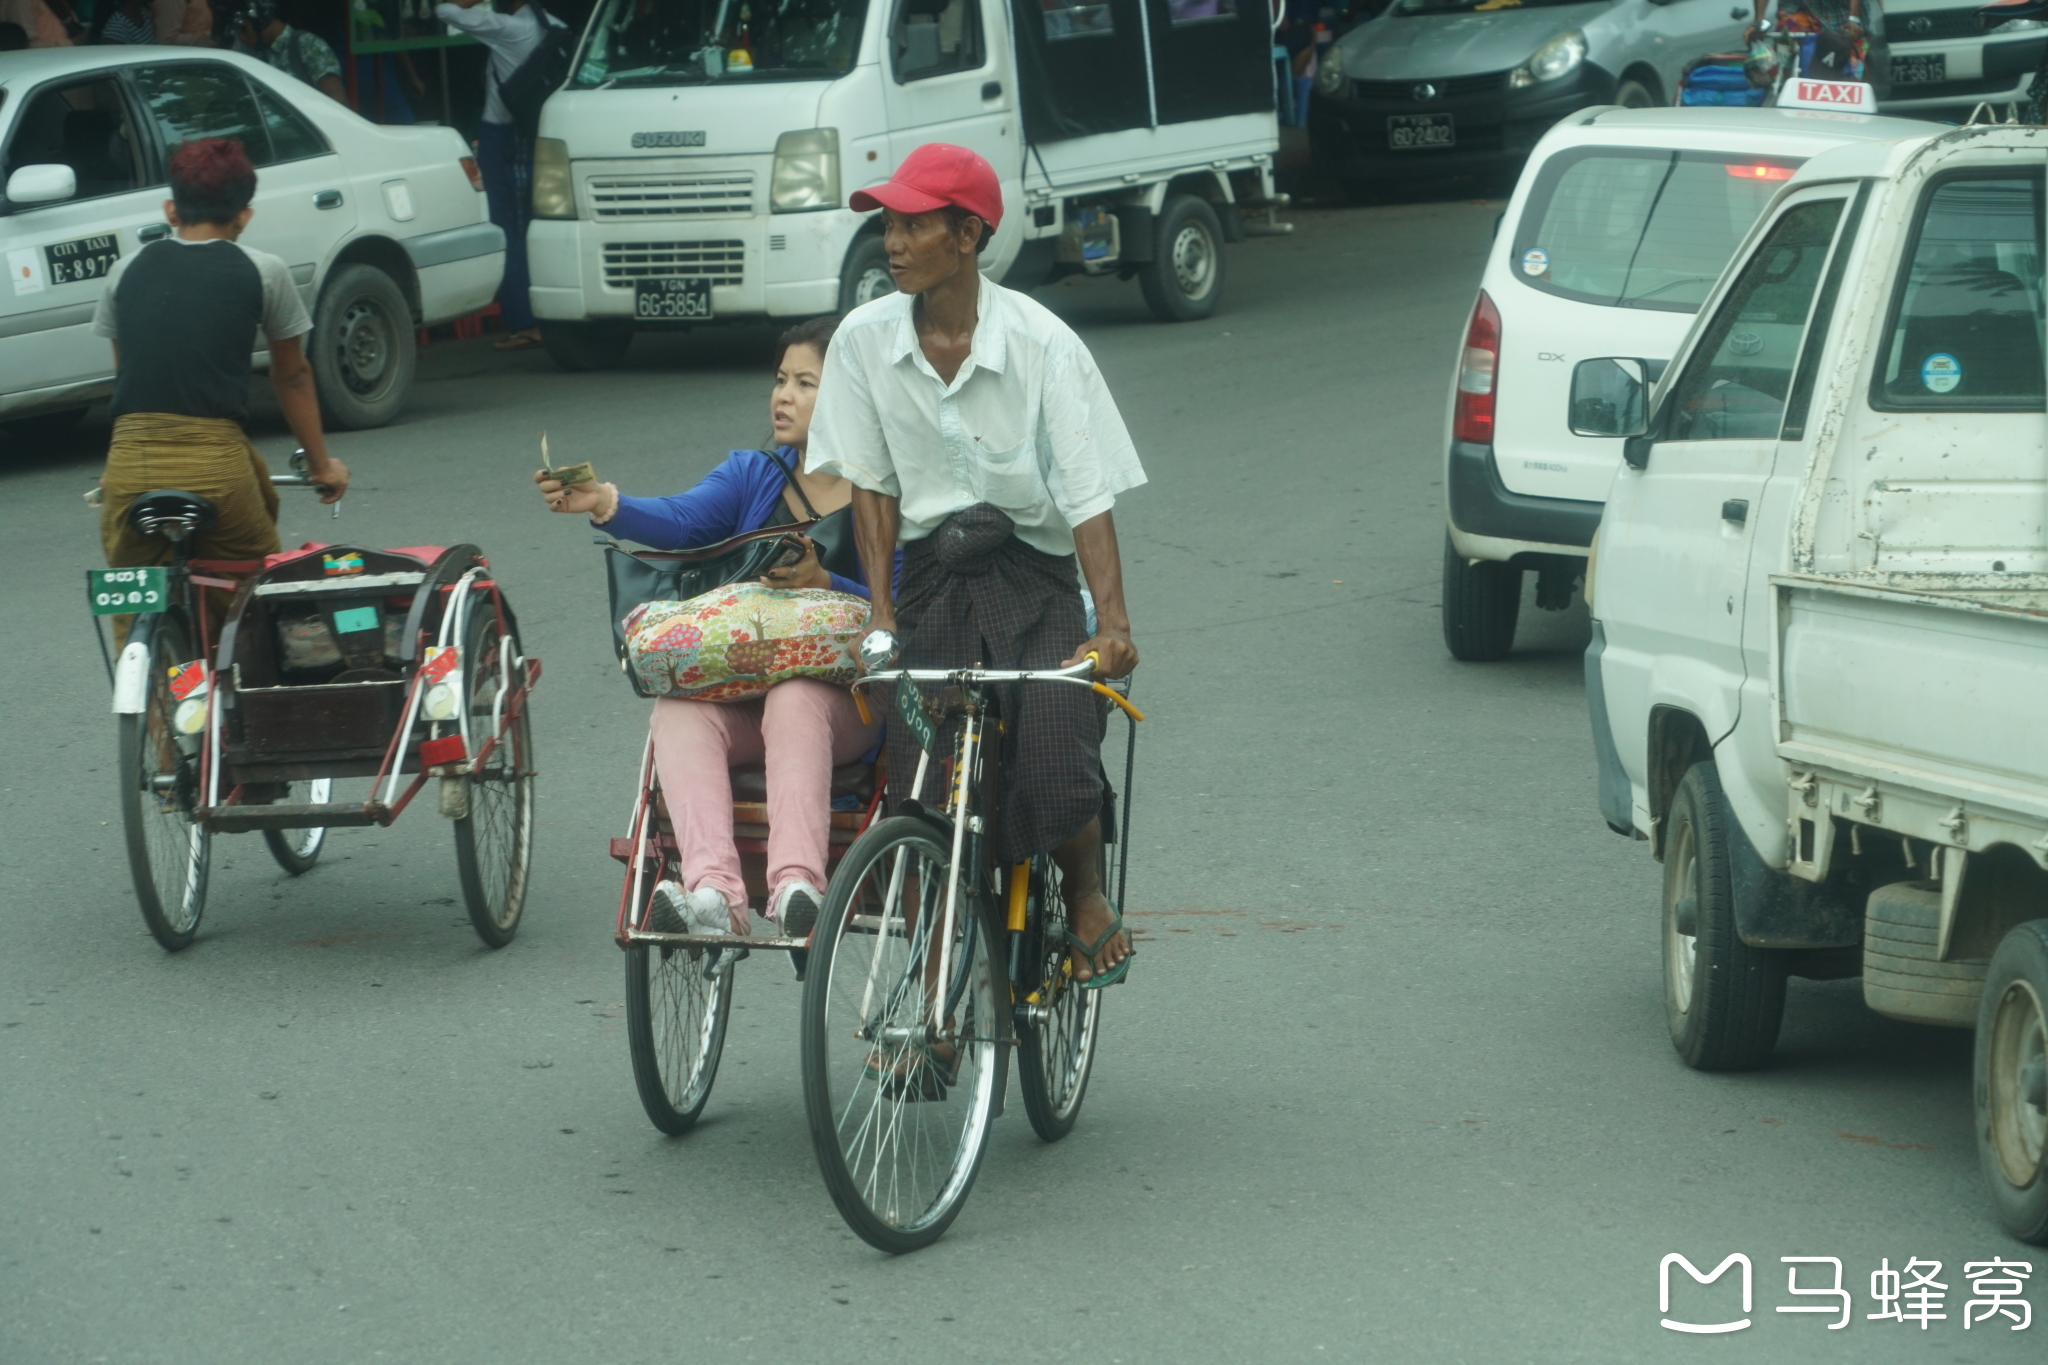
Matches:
[2,201,2037,1365]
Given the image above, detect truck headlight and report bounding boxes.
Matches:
[531,138,576,220]
[771,128,841,213]
[1509,29,1587,89]
[1315,40,1350,97]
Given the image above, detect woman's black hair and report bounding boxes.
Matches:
[774,314,839,369]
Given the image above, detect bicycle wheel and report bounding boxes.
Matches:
[118,612,211,951]
[452,597,534,948]
[801,815,1006,1253]
[624,856,735,1134]
[1017,853,1105,1142]
[262,778,332,875]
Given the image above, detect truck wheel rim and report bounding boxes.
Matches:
[1987,978,2047,1189]
[1666,822,1699,1015]
[1171,223,1215,299]
[338,297,393,396]
[852,266,894,306]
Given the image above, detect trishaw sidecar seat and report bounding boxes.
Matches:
[126,489,219,542]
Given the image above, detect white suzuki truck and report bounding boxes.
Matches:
[523,0,1281,370]
[1583,123,2048,1243]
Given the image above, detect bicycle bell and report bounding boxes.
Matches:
[858,629,898,672]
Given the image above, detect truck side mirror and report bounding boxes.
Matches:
[1568,357,1650,439]
[4,164,77,208]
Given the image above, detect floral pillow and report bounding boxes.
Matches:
[623,583,870,702]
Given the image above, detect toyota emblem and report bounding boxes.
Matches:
[1413,82,1440,101]
[1907,15,1931,32]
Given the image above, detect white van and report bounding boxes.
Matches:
[523,0,1281,370]
[1438,104,1940,660]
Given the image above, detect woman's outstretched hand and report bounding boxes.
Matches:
[535,467,607,517]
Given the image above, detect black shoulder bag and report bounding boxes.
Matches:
[498,1,578,142]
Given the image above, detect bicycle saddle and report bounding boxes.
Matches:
[126,489,219,541]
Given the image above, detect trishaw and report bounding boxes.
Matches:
[602,528,1142,1252]
[94,471,539,952]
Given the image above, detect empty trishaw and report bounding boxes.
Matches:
[100,492,539,952]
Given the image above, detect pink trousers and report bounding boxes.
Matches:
[649,678,881,932]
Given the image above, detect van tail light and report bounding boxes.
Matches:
[1453,289,1501,446]
[460,156,484,192]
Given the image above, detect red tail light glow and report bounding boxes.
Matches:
[1453,289,1501,446]
[460,155,484,192]
[1726,163,1796,181]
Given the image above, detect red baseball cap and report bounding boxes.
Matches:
[849,143,1003,232]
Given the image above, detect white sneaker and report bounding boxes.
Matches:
[650,880,735,935]
[770,880,823,937]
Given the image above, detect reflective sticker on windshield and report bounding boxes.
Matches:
[1521,247,1549,277]
[1921,352,1961,394]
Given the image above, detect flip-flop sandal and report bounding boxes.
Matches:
[493,331,543,351]
[1064,902,1135,990]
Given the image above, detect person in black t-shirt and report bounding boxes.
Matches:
[93,138,348,573]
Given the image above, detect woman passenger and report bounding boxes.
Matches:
[535,316,881,937]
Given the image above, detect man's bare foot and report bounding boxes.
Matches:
[1065,889,1130,983]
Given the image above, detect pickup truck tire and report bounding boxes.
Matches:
[839,236,896,314]
[543,322,634,373]
[1975,920,2048,1243]
[1663,762,1788,1070]
[1441,534,1521,661]
[311,264,416,430]
[1139,195,1225,323]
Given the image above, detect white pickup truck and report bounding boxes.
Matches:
[1582,123,2048,1243]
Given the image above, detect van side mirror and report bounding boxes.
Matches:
[1569,357,1650,438]
[4,164,77,207]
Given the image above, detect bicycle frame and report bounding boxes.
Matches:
[845,659,1146,1037]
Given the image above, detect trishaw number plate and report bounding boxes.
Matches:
[88,566,168,615]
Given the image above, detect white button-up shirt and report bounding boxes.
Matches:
[807,272,1146,558]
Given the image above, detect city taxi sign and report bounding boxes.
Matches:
[1777,78,1873,111]
[87,567,168,616]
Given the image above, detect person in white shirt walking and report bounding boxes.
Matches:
[436,0,561,350]
[809,143,1145,988]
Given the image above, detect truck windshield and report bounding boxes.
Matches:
[572,0,868,87]
[1511,147,1804,314]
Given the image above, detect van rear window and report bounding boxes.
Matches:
[1510,147,1803,314]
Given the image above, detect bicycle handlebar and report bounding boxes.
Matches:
[852,655,1101,687]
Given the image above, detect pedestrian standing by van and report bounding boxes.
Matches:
[93,138,348,585]
[436,0,563,352]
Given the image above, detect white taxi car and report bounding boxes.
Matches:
[1,47,503,439]
[1440,105,1942,660]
